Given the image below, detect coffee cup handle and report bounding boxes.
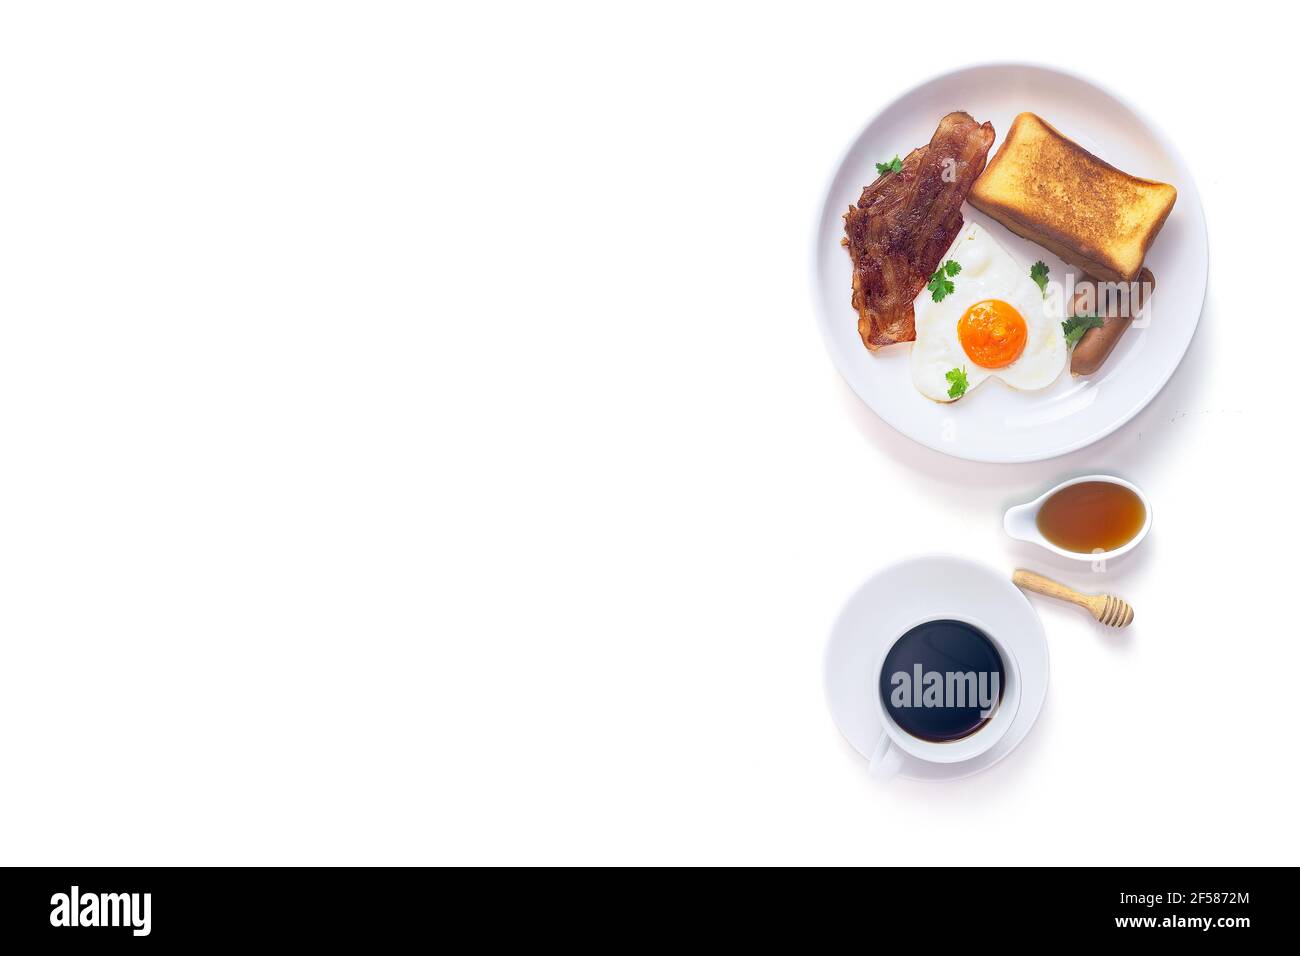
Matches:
[868,730,904,780]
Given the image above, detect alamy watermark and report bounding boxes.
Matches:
[49,885,151,937]
[888,664,1001,718]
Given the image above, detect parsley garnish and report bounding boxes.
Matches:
[875,155,904,175]
[927,259,962,302]
[945,366,969,400]
[1062,313,1104,348]
[1030,260,1049,297]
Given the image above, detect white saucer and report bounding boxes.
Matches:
[824,554,1049,780]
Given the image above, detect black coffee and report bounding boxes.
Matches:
[878,619,1005,742]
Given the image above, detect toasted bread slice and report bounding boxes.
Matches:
[968,113,1176,282]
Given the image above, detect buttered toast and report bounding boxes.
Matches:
[968,113,1176,282]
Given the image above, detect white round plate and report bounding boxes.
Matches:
[812,63,1208,463]
[824,555,1049,780]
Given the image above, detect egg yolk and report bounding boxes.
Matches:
[957,299,1028,369]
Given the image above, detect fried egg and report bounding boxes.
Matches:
[911,223,1066,402]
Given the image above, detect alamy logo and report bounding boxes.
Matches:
[889,664,1000,717]
[49,885,151,937]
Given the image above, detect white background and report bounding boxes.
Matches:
[1,2,1295,865]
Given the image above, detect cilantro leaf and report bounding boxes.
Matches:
[875,155,904,175]
[927,259,960,302]
[1062,313,1104,348]
[945,366,969,400]
[1030,260,1049,297]
[927,274,954,302]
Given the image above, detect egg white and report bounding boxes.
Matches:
[911,224,1066,402]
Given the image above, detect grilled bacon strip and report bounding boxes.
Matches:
[843,112,995,349]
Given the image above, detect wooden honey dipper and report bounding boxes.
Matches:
[1012,569,1134,628]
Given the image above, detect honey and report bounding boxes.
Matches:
[1035,481,1146,554]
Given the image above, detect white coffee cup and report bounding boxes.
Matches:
[868,614,1022,780]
